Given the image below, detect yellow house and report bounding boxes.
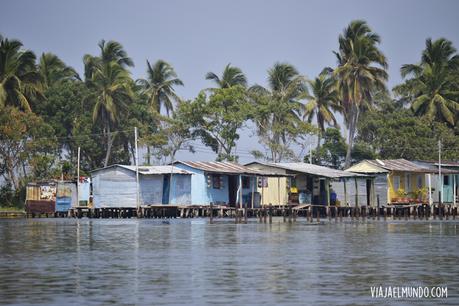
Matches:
[346,159,435,204]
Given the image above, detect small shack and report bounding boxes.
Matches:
[55,181,78,212]
[25,181,57,214]
[346,159,436,205]
[246,162,372,207]
[91,164,192,208]
[172,161,284,207]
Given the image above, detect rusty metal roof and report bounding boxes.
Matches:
[363,159,434,173]
[173,161,288,176]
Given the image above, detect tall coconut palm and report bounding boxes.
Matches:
[83,40,134,167]
[83,40,134,82]
[394,38,459,126]
[137,60,183,116]
[206,63,247,89]
[249,62,308,162]
[305,70,341,150]
[334,20,388,168]
[38,52,79,89]
[0,34,43,111]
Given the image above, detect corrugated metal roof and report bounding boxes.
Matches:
[247,161,366,179]
[174,161,263,175]
[91,164,191,175]
[351,159,434,173]
[411,160,459,174]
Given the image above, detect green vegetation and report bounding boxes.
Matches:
[1,19,459,208]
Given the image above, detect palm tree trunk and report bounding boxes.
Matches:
[344,106,359,169]
[146,146,151,165]
[104,124,114,168]
[317,131,321,151]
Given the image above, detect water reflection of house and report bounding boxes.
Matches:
[91,164,192,208]
[172,161,285,207]
[245,162,373,207]
[346,159,439,205]
[411,160,459,205]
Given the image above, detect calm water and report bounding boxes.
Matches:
[0,218,458,305]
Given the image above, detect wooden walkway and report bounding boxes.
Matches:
[31,203,459,222]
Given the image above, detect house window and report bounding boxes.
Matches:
[444,175,450,186]
[212,174,222,189]
[257,177,268,188]
[417,175,423,188]
[393,176,400,191]
[242,176,250,189]
[405,174,411,192]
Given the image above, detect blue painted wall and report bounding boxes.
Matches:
[174,163,230,204]
[173,163,257,205]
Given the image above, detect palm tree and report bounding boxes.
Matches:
[305,70,341,150]
[249,62,308,162]
[334,20,388,168]
[83,40,134,167]
[38,52,79,89]
[0,34,43,111]
[394,38,459,126]
[137,60,183,115]
[206,63,247,88]
[83,40,134,82]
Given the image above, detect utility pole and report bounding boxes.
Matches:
[169,152,174,205]
[77,146,80,206]
[135,127,140,212]
[438,139,442,204]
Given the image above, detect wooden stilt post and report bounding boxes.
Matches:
[277,177,280,206]
[343,178,348,206]
[251,176,255,209]
[354,177,359,220]
[326,178,330,221]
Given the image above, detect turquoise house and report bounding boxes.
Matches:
[172,161,265,207]
[412,160,459,204]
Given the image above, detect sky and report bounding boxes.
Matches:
[1,0,459,164]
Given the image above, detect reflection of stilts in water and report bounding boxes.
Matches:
[134,221,139,303]
[76,220,81,296]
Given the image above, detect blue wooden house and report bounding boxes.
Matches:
[172,161,267,207]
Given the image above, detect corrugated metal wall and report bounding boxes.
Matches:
[139,175,163,205]
[171,175,192,205]
[332,178,370,207]
[92,167,138,208]
[374,174,388,205]
[92,167,163,208]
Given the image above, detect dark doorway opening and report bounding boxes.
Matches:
[366,179,372,206]
[162,175,170,204]
[228,175,238,207]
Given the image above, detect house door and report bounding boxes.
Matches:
[366,179,372,206]
[228,175,238,207]
[162,175,170,204]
